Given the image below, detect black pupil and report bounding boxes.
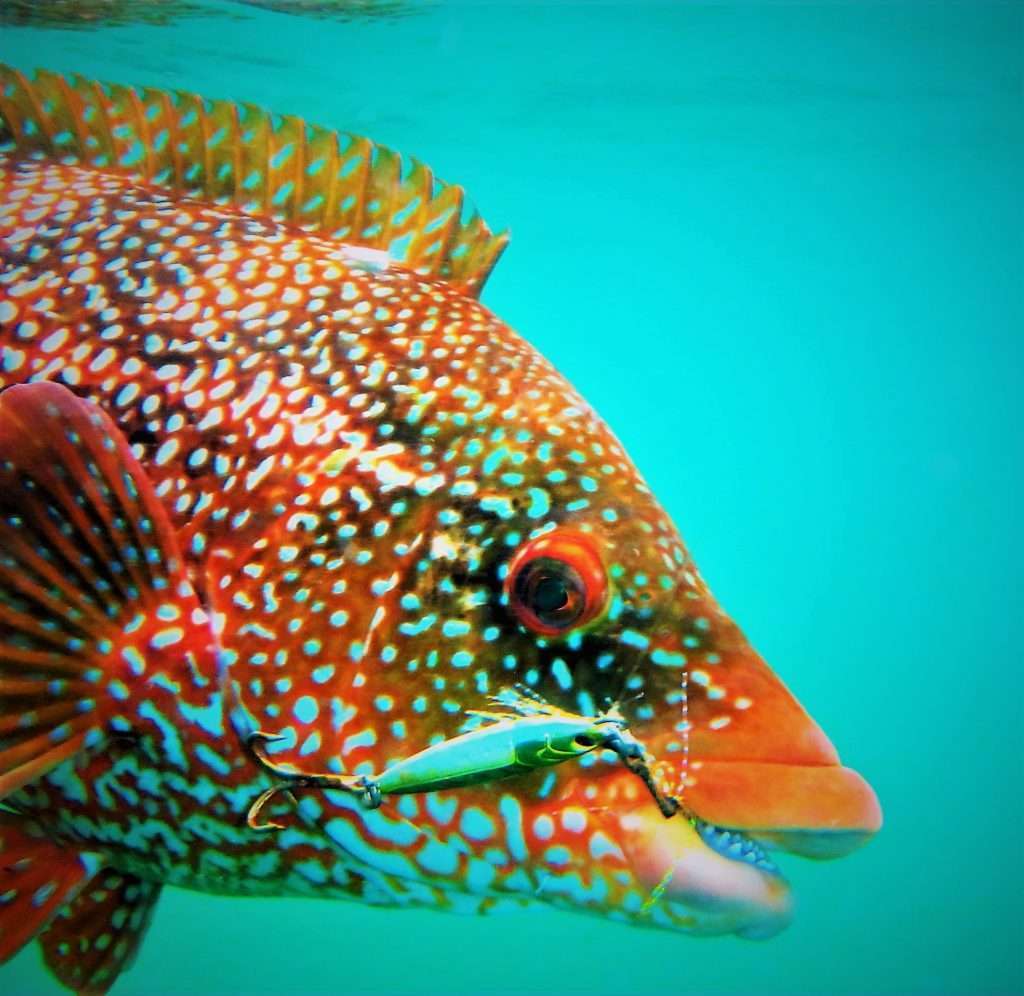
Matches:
[533,575,569,614]
[513,558,585,630]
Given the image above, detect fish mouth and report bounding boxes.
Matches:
[693,817,780,875]
[611,759,881,938]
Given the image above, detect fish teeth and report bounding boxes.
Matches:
[695,820,779,875]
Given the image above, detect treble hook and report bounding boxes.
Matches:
[244,730,380,831]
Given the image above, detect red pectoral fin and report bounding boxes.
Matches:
[39,867,162,996]
[0,382,220,799]
[0,814,100,964]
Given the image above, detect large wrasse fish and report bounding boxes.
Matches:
[0,64,881,994]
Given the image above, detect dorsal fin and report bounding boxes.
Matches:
[0,63,509,297]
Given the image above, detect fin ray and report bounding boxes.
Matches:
[0,63,508,296]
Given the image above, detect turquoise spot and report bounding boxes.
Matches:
[442,619,471,638]
[466,858,496,892]
[32,882,56,907]
[544,845,571,866]
[299,731,322,757]
[399,614,436,636]
[122,646,145,676]
[482,445,510,475]
[108,680,129,701]
[527,487,550,519]
[620,629,650,650]
[551,658,573,690]
[460,807,495,841]
[651,648,687,668]
[479,496,515,520]
[294,696,319,724]
[426,793,458,825]
[194,743,231,776]
[417,839,459,876]
[499,795,527,861]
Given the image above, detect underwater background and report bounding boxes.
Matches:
[0,0,1020,993]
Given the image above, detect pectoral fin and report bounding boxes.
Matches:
[0,381,221,799]
[0,813,100,965]
[39,867,161,996]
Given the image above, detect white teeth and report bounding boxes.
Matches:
[696,819,779,874]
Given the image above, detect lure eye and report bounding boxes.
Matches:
[505,529,608,637]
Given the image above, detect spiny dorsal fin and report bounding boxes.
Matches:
[0,64,508,297]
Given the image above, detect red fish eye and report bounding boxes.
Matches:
[505,530,608,636]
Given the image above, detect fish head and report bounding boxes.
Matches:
[337,327,882,938]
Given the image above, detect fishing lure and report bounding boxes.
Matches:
[245,693,659,829]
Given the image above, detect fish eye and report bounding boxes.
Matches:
[505,529,608,637]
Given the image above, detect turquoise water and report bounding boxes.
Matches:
[1,1,1020,993]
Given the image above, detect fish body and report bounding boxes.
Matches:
[0,65,881,993]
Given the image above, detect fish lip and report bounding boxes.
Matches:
[676,759,883,861]
[612,799,794,939]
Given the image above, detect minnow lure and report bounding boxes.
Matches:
[245,693,649,829]
[0,63,881,995]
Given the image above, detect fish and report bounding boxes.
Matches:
[0,63,881,994]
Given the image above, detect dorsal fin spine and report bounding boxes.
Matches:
[92,78,119,169]
[289,114,306,218]
[162,87,184,188]
[198,92,214,197]
[316,124,339,230]
[348,134,373,241]
[125,85,153,178]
